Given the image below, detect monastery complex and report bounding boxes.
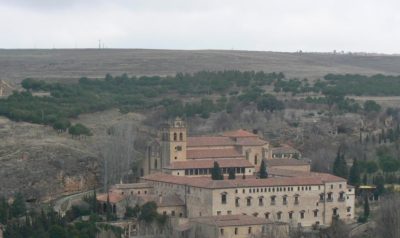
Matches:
[98,118,355,238]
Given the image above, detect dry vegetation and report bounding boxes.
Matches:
[2,49,400,85]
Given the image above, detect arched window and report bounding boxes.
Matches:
[294,194,300,205]
[235,197,240,207]
[246,197,252,206]
[173,133,177,141]
[258,196,264,206]
[254,155,258,165]
[283,195,288,205]
[179,132,183,141]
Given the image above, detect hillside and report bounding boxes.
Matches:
[1,49,400,84]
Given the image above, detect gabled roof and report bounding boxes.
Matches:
[97,193,125,203]
[222,129,258,138]
[191,215,274,227]
[113,182,152,189]
[187,136,235,147]
[187,148,244,159]
[236,137,268,146]
[166,159,254,170]
[136,193,185,207]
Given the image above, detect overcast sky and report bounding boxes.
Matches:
[0,0,399,53]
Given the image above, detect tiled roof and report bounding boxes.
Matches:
[187,136,235,147]
[236,137,268,146]
[191,215,274,227]
[143,172,345,189]
[271,145,300,154]
[166,159,254,170]
[222,129,258,138]
[266,159,310,167]
[113,182,152,189]
[136,193,185,207]
[268,168,311,177]
[187,148,244,159]
[97,193,125,203]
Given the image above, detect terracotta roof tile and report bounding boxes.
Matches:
[222,129,258,138]
[271,145,300,154]
[187,136,235,147]
[268,168,311,177]
[187,148,244,159]
[113,182,152,189]
[97,193,125,203]
[166,159,253,170]
[136,193,185,207]
[143,172,345,189]
[266,159,310,167]
[236,137,268,146]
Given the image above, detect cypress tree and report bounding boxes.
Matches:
[211,162,223,180]
[362,173,368,185]
[259,160,268,179]
[363,195,370,218]
[349,158,361,186]
[333,149,348,179]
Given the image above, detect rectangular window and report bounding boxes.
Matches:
[221,194,227,204]
[220,228,224,235]
[248,227,252,234]
[235,227,238,235]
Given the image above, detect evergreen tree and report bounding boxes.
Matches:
[211,162,223,180]
[0,196,9,224]
[333,149,348,179]
[92,189,97,214]
[362,174,368,185]
[228,168,236,180]
[373,174,385,197]
[259,160,268,179]
[363,195,370,218]
[349,158,361,186]
[10,193,26,218]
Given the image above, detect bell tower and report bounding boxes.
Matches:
[160,117,187,168]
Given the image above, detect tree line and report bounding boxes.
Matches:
[0,71,286,132]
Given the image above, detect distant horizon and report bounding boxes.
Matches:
[0,47,399,56]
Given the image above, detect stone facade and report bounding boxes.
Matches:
[143,173,355,228]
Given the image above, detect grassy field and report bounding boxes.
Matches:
[1,49,400,85]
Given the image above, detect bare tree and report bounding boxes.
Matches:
[374,194,400,238]
[99,122,136,191]
[319,218,350,238]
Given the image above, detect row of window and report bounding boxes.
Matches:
[234,185,316,195]
[222,192,347,206]
[162,210,183,217]
[121,190,148,195]
[184,167,246,176]
[220,227,253,236]
[221,194,300,206]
